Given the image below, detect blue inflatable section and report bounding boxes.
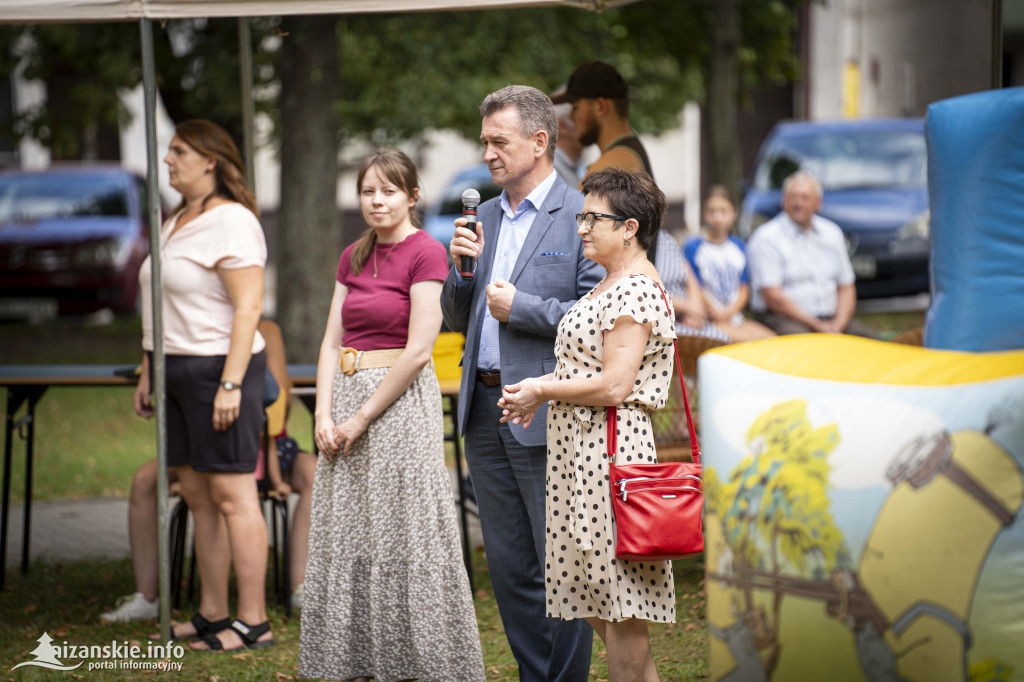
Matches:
[924,87,1024,352]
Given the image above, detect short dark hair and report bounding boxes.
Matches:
[480,85,558,161]
[581,168,664,249]
[703,183,736,208]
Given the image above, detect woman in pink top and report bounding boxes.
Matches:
[298,149,484,680]
[134,120,273,651]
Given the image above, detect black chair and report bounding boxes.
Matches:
[259,388,291,617]
[443,392,476,591]
[168,495,194,609]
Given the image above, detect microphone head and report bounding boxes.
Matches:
[461,188,481,209]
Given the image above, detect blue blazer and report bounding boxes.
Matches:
[441,174,604,447]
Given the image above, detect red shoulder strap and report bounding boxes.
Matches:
[605,278,701,465]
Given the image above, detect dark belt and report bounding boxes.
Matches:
[476,370,501,387]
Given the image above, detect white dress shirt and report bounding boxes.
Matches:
[746,212,855,317]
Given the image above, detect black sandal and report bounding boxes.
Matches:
[197,619,274,651]
[173,612,231,641]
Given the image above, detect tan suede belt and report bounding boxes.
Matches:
[339,347,404,375]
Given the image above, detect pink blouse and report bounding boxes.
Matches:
[140,203,266,356]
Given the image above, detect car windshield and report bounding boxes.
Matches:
[436,175,502,215]
[754,129,927,192]
[0,174,130,224]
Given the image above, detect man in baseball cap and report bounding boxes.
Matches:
[551,61,653,183]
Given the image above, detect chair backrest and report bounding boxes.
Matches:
[675,334,729,377]
[433,331,464,394]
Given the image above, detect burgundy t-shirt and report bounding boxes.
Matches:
[336,229,449,351]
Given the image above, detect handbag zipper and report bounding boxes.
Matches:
[618,475,702,501]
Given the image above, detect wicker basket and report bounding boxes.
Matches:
[653,335,728,462]
[889,327,924,346]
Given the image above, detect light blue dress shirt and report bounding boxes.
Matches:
[476,170,558,370]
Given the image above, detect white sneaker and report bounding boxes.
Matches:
[291,584,304,611]
[99,592,159,623]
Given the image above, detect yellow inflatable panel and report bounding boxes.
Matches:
[700,335,1024,682]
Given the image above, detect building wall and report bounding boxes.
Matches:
[808,0,993,121]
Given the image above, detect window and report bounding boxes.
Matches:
[755,129,927,192]
[0,173,130,224]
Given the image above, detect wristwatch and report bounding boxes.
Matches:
[220,380,241,391]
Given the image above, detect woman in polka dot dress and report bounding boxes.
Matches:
[499,168,676,680]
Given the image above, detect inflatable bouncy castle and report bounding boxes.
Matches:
[702,89,1024,682]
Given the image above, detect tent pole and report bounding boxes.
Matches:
[238,17,256,194]
[139,16,171,643]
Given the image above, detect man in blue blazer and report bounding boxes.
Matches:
[441,85,603,681]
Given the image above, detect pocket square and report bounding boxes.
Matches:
[540,251,569,257]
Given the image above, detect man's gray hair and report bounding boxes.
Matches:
[480,85,558,160]
[782,170,823,199]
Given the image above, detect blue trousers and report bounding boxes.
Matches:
[465,381,592,681]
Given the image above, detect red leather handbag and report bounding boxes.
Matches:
[606,284,705,561]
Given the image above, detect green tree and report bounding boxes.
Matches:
[1,1,804,353]
[2,23,139,160]
[275,15,340,361]
[0,19,277,158]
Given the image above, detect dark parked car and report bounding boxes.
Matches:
[0,166,154,319]
[739,118,929,299]
[424,163,501,259]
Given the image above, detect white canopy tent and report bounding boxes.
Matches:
[2,0,639,639]
[2,0,633,22]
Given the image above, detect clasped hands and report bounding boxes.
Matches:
[315,413,369,460]
[497,378,547,429]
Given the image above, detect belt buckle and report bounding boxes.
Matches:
[341,347,360,375]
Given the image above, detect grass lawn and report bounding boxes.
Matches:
[0,310,921,679]
[0,316,713,679]
[0,543,708,680]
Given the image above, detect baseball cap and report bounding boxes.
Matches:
[550,62,629,104]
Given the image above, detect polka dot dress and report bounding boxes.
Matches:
[545,274,677,623]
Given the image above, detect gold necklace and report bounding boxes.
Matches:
[372,241,399,278]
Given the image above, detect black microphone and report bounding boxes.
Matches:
[459,188,481,279]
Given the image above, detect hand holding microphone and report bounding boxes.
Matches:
[458,188,481,279]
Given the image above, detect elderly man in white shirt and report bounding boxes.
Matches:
[747,171,877,337]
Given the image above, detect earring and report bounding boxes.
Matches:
[624,239,631,248]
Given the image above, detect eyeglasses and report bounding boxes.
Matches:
[575,212,628,229]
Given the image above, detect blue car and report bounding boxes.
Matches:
[424,163,501,259]
[0,166,155,319]
[739,118,929,299]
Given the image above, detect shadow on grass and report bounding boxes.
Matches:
[1,550,709,680]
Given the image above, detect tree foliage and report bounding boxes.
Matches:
[0,18,277,158]
[1,23,139,159]
[1,0,803,347]
[327,4,705,148]
[1,1,802,154]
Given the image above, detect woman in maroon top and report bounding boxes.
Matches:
[298,148,484,681]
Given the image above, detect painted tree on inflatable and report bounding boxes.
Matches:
[708,399,851,673]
